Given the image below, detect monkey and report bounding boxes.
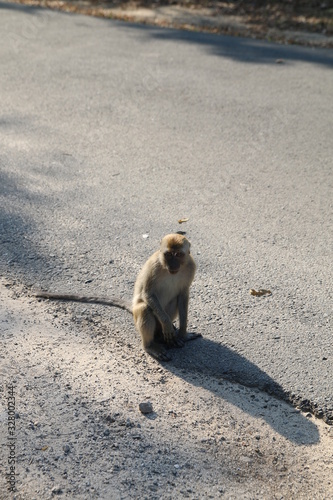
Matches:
[35,234,201,361]
[132,233,200,360]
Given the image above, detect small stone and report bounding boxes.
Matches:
[139,402,153,414]
[103,429,110,436]
[63,444,70,454]
[51,486,63,495]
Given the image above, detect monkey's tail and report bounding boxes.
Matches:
[34,292,133,314]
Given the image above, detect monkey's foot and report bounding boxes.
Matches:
[172,331,202,348]
[145,344,172,362]
[173,338,185,348]
[183,332,202,342]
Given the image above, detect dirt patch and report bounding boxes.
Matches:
[1,279,333,498]
[9,0,333,47]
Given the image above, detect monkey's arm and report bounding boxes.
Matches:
[177,290,202,344]
[177,290,189,337]
[144,292,176,343]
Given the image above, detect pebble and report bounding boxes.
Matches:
[63,444,70,454]
[139,402,153,414]
[51,486,63,495]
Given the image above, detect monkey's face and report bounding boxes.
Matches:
[159,234,190,275]
[163,250,186,275]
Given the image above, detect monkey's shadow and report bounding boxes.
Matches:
[163,335,320,445]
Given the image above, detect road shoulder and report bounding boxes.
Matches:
[7,0,333,48]
[1,279,332,498]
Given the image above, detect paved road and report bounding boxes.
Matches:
[1,2,332,422]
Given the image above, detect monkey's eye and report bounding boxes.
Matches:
[175,252,185,258]
[164,252,172,259]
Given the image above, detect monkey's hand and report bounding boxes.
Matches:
[162,323,178,346]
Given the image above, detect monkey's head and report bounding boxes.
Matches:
[159,234,191,275]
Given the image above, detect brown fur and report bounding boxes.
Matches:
[132,234,199,361]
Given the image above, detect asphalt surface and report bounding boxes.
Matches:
[1,2,332,423]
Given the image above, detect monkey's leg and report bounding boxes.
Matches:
[133,303,171,362]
